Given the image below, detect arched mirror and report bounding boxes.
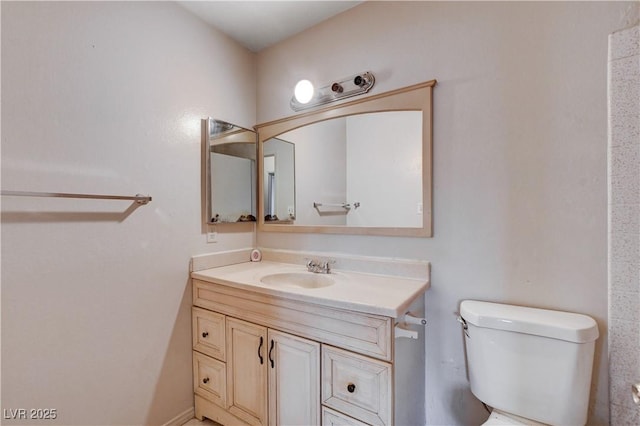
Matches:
[255,80,435,237]
[204,118,257,225]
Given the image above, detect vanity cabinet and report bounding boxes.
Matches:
[192,277,425,426]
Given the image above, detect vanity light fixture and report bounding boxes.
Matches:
[290,71,375,111]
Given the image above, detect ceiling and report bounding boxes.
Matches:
[177,1,363,52]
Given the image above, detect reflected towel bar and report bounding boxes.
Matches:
[1,190,152,205]
[313,201,360,210]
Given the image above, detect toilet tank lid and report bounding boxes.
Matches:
[460,300,599,343]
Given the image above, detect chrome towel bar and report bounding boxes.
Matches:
[313,201,360,210]
[1,190,152,205]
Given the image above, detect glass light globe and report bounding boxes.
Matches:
[294,80,314,104]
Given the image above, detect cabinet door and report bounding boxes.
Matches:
[227,317,268,426]
[268,330,320,426]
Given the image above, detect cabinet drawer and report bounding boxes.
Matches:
[322,406,369,426]
[322,346,392,426]
[193,307,226,361]
[193,351,227,408]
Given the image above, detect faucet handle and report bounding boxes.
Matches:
[320,259,336,273]
[305,258,317,271]
[304,257,335,273]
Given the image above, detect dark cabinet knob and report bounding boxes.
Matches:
[347,383,356,393]
[203,377,209,384]
[202,332,209,338]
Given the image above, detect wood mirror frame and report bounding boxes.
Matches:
[254,79,435,237]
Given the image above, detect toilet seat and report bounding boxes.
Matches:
[481,409,548,426]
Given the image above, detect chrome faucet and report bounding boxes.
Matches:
[306,259,335,274]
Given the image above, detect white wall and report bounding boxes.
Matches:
[608,24,640,426]
[256,2,639,424]
[1,1,255,425]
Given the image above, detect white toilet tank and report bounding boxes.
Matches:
[460,300,599,426]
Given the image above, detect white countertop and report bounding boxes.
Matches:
[191,260,429,318]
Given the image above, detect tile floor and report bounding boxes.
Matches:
[182,418,220,426]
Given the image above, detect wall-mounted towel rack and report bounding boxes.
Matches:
[1,190,152,205]
[313,201,360,210]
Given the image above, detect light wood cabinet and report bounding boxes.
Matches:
[193,307,226,361]
[194,306,321,426]
[322,346,391,425]
[224,318,323,426]
[193,351,226,408]
[192,278,425,426]
[226,317,268,426]
[268,330,321,426]
[322,406,369,426]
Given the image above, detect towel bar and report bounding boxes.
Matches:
[1,190,152,205]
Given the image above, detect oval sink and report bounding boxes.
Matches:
[260,272,334,289]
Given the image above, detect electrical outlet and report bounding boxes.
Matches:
[207,231,217,243]
[287,206,295,215]
[417,203,423,214]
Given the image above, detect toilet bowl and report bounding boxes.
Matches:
[482,409,546,426]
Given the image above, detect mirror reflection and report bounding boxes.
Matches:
[262,138,295,222]
[271,111,422,228]
[205,118,256,224]
[255,80,435,237]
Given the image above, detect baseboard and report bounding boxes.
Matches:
[162,407,195,426]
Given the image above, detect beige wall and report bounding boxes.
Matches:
[256,2,639,424]
[1,1,255,424]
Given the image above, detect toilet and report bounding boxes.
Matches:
[459,300,599,426]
